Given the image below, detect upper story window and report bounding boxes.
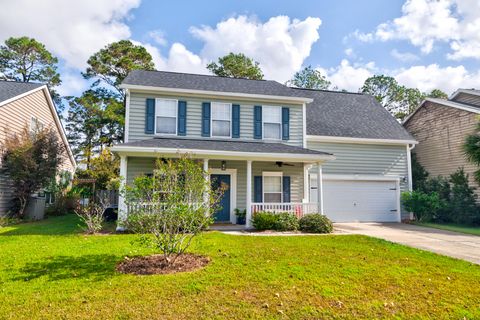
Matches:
[30,117,43,134]
[263,171,282,203]
[262,106,282,140]
[211,102,231,137]
[155,99,177,135]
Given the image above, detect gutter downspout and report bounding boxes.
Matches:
[406,143,416,220]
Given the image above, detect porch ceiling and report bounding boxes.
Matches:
[112,137,334,163]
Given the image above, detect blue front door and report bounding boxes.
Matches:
[211,174,231,222]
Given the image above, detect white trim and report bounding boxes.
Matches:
[246,160,252,228]
[262,105,282,141]
[306,135,417,145]
[262,171,283,203]
[403,98,480,125]
[154,98,178,136]
[303,163,309,202]
[0,85,43,108]
[119,84,314,103]
[322,174,401,181]
[450,89,480,100]
[316,163,323,214]
[117,155,128,231]
[210,102,232,138]
[124,89,130,143]
[111,145,336,162]
[209,168,237,223]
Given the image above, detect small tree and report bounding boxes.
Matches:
[124,155,225,265]
[449,168,479,225]
[1,126,65,217]
[207,53,264,80]
[75,195,109,234]
[286,66,331,90]
[401,191,441,222]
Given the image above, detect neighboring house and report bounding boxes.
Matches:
[112,70,415,228]
[403,89,480,198]
[0,81,76,215]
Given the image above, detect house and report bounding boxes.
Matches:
[0,81,76,215]
[112,70,416,229]
[403,89,480,198]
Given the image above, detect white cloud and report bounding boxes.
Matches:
[56,71,90,96]
[321,59,375,91]
[0,0,140,70]
[147,30,167,46]
[354,0,480,60]
[390,49,419,62]
[189,15,322,82]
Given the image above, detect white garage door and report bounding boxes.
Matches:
[310,177,400,222]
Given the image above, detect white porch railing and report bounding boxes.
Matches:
[251,202,318,218]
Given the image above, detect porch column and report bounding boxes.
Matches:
[203,159,209,205]
[316,162,324,214]
[303,163,310,202]
[116,155,128,231]
[246,160,253,228]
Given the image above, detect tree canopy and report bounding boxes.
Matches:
[286,66,331,90]
[207,53,264,80]
[83,40,155,98]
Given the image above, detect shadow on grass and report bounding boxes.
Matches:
[13,254,120,282]
[1,215,88,236]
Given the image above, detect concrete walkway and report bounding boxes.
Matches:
[335,223,480,265]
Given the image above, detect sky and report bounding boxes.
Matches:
[1,0,480,97]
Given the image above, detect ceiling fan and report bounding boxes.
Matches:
[275,161,294,167]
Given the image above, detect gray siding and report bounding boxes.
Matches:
[125,157,304,210]
[0,172,13,215]
[128,92,304,147]
[452,92,480,107]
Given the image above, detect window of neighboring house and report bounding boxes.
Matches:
[155,99,177,135]
[262,106,282,140]
[263,172,282,203]
[30,117,43,134]
[211,102,231,137]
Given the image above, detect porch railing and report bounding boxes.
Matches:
[127,202,203,214]
[251,202,318,218]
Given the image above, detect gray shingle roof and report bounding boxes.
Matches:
[122,70,307,98]
[296,88,415,141]
[0,81,44,104]
[118,137,331,156]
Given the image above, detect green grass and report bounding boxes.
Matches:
[414,222,480,236]
[1,215,479,319]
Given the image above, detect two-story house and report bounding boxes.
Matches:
[112,70,415,229]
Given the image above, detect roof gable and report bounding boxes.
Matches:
[0,81,43,105]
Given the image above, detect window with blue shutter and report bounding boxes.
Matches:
[254,105,262,139]
[177,101,187,136]
[232,104,240,138]
[202,102,211,137]
[282,176,291,203]
[254,176,262,202]
[145,98,155,134]
[282,107,290,140]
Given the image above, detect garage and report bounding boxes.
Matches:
[310,175,400,222]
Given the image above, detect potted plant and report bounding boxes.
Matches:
[235,208,246,225]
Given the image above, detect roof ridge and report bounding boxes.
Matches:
[132,69,277,83]
[290,86,365,95]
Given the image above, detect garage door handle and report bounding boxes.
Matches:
[390,209,397,212]
[389,188,397,190]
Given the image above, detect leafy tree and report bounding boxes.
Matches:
[411,153,429,191]
[463,119,480,185]
[397,87,426,119]
[449,168,479,225]
[1,126,65,218]
[83,40,155,98]
[207,53,264,80]
[0,36,62,108]
[286,66,331,90]
[124,155,226,265]
[361,75,402,114]
[428,89,448,99]
[75,148,120,190]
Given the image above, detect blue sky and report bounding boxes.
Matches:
[1,0,480,96]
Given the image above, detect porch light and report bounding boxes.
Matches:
[221,160,227,171]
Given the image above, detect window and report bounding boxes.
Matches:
[263,172,282,203]
[211,102,231,137]
[262,106,281,140]
[30,117,43,134]
[155,99,177,134]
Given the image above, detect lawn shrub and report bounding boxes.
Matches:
[299,214,333,233]
[251,211,278,230]
[274,212,299,231]
[401,191,442,222]
[449,168,480,225]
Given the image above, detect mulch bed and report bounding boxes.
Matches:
[116,253,210,275]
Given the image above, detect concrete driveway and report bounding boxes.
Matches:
[335,223,480,265]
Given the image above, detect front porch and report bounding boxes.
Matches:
[112,138,334,229]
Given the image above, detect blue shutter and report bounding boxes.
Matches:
[202,102,211,137]
[178,101,187,136]
[145,98,155,134]
[254,105,262,139]
[254,176,262,202]
[232,104,240,138]
[282,107,290,140]
[282,176,291,203]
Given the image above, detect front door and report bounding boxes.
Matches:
[211,174,231,222]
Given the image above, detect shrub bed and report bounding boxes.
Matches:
[298,214,333,233]
[252,211,332,233]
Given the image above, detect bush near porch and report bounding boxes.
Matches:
[1,214,479,319]
[251,212,332,233]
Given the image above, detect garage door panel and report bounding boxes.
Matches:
[312,178,399,222]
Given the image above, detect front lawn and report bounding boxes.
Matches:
[1,215,479,319]
[414,222,480,236]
